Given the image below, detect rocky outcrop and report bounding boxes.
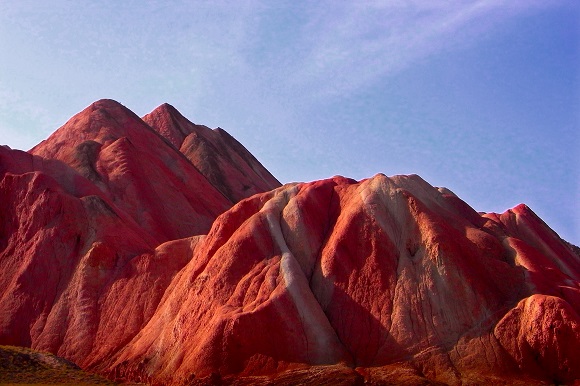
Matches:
[1,100,578,385]
[30,99,232,242]
[142,103,281,203]
[108,175,579,385]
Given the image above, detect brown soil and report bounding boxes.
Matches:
[0,345,126,385]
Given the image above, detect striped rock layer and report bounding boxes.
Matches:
[0,100,578,385]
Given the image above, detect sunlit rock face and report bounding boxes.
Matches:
[0,100,278,369]
[106,174,579,385]
[0,100,578,385]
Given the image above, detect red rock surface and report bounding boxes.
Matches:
[30,99,232,242]
[0,143,192,368]
[1,100,578,385]
[0,100,279,371]
[101,174,578,385]
[142,103,280,203]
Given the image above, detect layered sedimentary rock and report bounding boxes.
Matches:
[106,175,579,385]
[0,100,578,385]
[143,103,280,203]
[0,100,279,372]
[29,99,232,242]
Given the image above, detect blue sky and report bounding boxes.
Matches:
[0,1,578,244]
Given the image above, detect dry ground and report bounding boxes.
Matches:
[0,345,122,385]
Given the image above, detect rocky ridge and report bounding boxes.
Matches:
[0,100,578,385]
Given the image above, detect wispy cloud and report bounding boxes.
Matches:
[234,0,564,101]
[0,0,569,146]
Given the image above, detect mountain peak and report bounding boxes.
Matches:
[2,100,578,385]
[30,99,155,161]
[83,99,140,122]
[142,103,197,149]
[142,104,281,202]
[151,102,181,116]
[90,98,126,109]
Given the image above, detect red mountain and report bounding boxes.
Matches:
[0,100,578,385]
[142,103,280,203]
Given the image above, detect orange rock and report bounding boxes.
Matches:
[30,99,232,242]
[494,294,580,384]
[143,103,281,203]
[109,174,579,385]
[1,101,578,385]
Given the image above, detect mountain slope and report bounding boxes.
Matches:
[0,100,282,373]
[0,100,578,385]
[142,103,281,203]
[106,175,579,385]
[0,144,188,368]
[29,99,231,243]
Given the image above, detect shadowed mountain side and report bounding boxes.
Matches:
[0,144,203,371]
[143,103,281,203]
[29,99,231,243]
[101,174,579,385]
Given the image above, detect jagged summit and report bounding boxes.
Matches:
[143,102,281,203]
[30,99,145,157]
[29,99,231,242]
[143,102,196,149]
[0,100,578,385]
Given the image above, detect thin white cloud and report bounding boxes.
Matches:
[0,0,570,150]
[246,0,567,101]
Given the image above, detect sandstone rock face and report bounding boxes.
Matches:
[104,175,579,385]
[142,103,281,203]
[30,99,232,243]
[0,100,578,385]
[0,142,200,371]
[0,100,279,372]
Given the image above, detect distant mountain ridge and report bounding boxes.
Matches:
[0,100,578,385]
